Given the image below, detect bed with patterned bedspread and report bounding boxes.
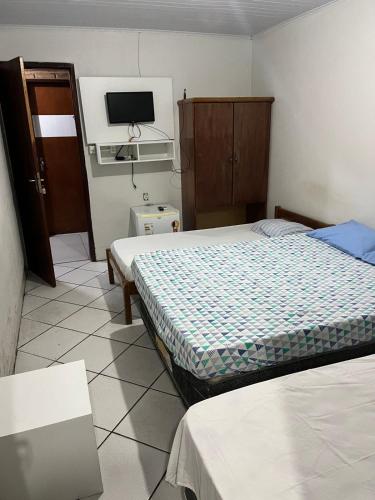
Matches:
[132,234,375,383]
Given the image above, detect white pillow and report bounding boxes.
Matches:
[249,219,312,237]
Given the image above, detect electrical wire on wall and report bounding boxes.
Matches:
[115,144,124,161]
[131,162,137,190]
[138,122,185,175]
[140,123,170,140]
[137,32,142,77]
[132,37,186,180]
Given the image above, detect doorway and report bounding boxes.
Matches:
[26,65,92,265]
[0,58,95,286]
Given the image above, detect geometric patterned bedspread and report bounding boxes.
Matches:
[132,234,375,380]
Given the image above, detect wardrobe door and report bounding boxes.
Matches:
[195,103,234,211]
[233,102,271,205]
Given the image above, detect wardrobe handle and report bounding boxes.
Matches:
[233,152,239,163]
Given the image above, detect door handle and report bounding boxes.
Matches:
[233,153,239,162]
[36,172,47,195]
[28,174,46,195]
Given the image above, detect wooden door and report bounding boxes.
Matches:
[195,103,234,211]
[233,102,272,205]
[0,58,55,285]
[28,82,88,234]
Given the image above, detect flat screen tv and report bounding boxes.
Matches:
[106,91,155,124]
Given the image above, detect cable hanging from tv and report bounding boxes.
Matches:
[128,123,142,142]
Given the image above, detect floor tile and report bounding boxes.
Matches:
[14,351,52,374]
[95,434,168,500]
[89,288,125,313]
[54,265,75,278]
[27,281,77,300]
[52,233,84,245]
[151,371,179,396]
[17,318,51,348]
[58,285,106,306]
[50,233,89,264]
[22,295,50,315]
[80,232,90,254]
[59,336,128,372]
[59,268,102,285]
[103,345,164,387]
[84,274,117,291]
[24,300,81,325]
[80,261,108,273]
[94,315,145,344]
[89,375,146,430]
[151,479,185,500]
[94,427,110,448]
[25,273,44,292]
[61,259,90,269]
[58,307,116,334]
[20,326,87,361]
[115,389,185,452]
[87,370,98,383]
[134,332,155,349]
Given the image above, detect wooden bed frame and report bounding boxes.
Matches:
[106,206,375,406]
[106,206,329,324]
[106,248,138,324]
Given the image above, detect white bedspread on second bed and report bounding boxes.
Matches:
[111,224,264,281]
[167,355,375,500]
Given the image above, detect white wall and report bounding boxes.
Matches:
[0,126,24,376]
[0,26,252,258]
[252,0,375,225]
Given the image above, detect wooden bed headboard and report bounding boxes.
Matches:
[274,206,330,229]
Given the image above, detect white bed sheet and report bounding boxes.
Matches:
[111,224,264,281]
[167,355,375,500]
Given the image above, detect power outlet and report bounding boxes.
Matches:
[143,192,149,202]
[88,145,96,155]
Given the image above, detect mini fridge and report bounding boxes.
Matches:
[130,204,180,236]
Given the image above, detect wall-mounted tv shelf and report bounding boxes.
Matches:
[96,140,175,165]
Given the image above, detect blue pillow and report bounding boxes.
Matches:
[307,220,375,265]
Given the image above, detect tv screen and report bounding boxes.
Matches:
[106,91,155,124]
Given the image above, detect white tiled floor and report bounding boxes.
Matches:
[15,261,186,500]
[50,232,90,264]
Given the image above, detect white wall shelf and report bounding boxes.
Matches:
[96,140,175,165]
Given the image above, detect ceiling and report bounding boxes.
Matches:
[0,0,335,36]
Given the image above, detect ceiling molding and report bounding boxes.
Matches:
[0,23,252,39]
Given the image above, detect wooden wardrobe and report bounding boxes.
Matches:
[178,97,274,230]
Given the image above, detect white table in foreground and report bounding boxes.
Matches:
[167,355,375,500]
[0,360,102,500]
